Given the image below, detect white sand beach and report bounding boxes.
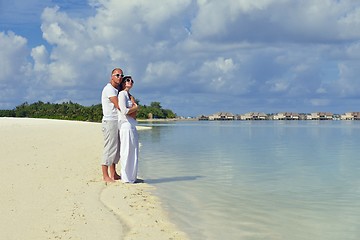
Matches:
[0,117,188,240]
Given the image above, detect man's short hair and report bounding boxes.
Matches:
[111,68,123,74]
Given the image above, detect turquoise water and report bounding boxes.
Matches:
[137,120,360,240]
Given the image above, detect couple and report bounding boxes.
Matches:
[101,68,139,183]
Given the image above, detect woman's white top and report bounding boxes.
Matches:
[118,90,137,127]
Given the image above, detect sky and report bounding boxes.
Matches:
[1,0,360,117]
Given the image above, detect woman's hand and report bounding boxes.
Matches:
[128,103,138,119]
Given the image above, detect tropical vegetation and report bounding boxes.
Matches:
[0,100,176,122]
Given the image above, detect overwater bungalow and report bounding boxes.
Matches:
[340,112,360,120]
[239,112,268,120]
[208,112,235,120]
[307,112,333,120]
[273,112,300,120]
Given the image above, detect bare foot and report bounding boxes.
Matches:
[103,176,115,183]
[113,173,121,180]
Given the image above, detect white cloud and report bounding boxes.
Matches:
[1,0,360,115]
[345,41,360,59]
[335,62,360,97]
[144,61,183,84]
[309,98,331,107]
[0,31,29,82]
[266,78,290,93]
[192,0,274,39]
[191,0,360,44]
[0,31,32,108]
[31,45,49,72]
[197,57,236,75]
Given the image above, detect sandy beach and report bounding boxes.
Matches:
[0,117,188,240]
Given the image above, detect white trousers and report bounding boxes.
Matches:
[119,119,139,183]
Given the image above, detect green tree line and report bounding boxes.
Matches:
[0,100,176,122]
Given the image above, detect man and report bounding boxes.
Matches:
[101,68,123,182]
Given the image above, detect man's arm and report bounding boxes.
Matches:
[109,96,119,110]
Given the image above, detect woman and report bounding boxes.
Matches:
[117,76,139,183]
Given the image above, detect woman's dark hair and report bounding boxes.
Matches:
[117,76,133,97]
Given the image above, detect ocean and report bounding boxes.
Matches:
[137,120,360,240]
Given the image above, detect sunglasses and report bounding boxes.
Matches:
[112,74,124,78]
[124,78,134,83]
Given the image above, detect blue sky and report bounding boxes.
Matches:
[1,0,360,117]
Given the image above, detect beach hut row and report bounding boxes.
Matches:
[198,112,360,121]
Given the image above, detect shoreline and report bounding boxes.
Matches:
[0,117,188,240]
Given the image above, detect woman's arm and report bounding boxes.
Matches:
[118,91,138,117]
[128,96,138,119]
[127,100,138,115]
[118,91,129,115]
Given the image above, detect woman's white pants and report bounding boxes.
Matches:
[119,120,139,183]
